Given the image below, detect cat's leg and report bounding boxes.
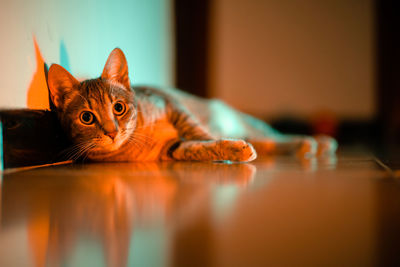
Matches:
[313,135,338,155]
[166,139,257,162]
[167,104,214,140]
[248,135,337,157]
[235,112,337,156]
[248,136,317,157]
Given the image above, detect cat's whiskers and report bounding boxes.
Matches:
[71,142,94,161]
[126,133,153,150]
[128,139,142,151]
[131,137,151,149]
[64,145,83,161]
[131,123,156,131]
[81,142,97,161]
[63,140,98,161]
[120,127,154,143]
[126,134,146,147]
[60,142,88,160]
[130,135,154,148]
[122,131,145,151]
[129,132,153,142]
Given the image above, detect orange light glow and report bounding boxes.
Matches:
[27,215,50,267]
[26,37,49,109]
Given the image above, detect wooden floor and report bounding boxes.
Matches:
[1,153,400,266]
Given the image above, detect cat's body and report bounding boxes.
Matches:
[48,48,337,162]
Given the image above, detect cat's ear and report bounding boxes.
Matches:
[48,64,79,110]
[101,48,131,89]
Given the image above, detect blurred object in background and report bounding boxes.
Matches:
[174,0,209,98]
[310,111,339,137]
[270,116,311,136]
[371,0,400,168]
[376,1,400,154]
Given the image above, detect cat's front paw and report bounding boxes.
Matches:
[217,139,257,162]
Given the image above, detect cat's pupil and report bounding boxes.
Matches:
[114,103,123,112]
[82,112,92,122]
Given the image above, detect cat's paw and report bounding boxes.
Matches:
[296,137,318,157]
[217,139,257,162]
[315,135,338,155]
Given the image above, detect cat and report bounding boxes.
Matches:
[47,48,337,162]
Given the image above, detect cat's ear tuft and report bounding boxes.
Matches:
[48,64,79,110]
[101,48,131,89]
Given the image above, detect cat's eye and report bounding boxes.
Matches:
[80,111,95,125]
[113,101,126,116]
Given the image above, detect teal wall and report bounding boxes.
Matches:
[0,0,173,108]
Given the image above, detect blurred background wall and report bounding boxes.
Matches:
[208,0,375,121]
[0,0,173,109]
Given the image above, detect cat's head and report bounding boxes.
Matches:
[48,48,137,157]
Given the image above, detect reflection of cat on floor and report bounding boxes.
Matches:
[2,162,256,267]
[47,48,337,163]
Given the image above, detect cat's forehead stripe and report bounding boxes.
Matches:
[63,78,134,116]
[81,79,108,105]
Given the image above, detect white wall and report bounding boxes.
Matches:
[209,0,375,120]
[0,0,173,109]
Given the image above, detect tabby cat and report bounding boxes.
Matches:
[47,48,337,162]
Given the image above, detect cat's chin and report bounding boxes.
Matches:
[90,137,126,154]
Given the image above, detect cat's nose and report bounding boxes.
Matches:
[106,131,118,140]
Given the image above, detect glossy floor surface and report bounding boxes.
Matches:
[1,154,400,267]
